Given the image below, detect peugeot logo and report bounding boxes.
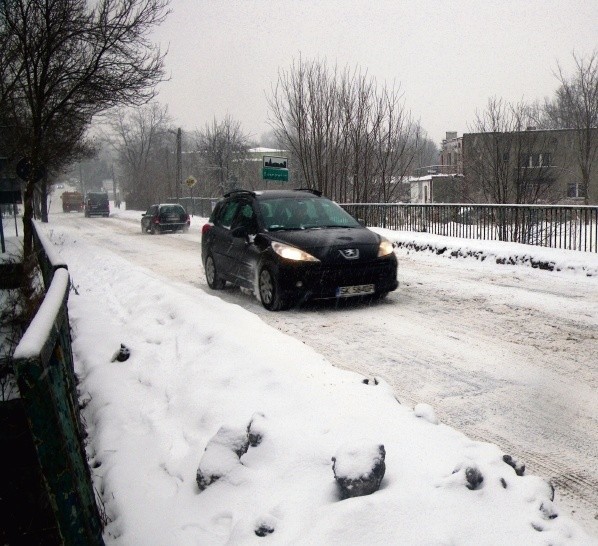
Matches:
[340,248,359,259]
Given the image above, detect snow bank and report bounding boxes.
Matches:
[372,228,598,276]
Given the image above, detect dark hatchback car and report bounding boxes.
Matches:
[141,203,190,234]
[201,189,398,310]
[84,192,110,217]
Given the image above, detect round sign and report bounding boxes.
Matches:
[185,176,197,188]
[16,157,46,183]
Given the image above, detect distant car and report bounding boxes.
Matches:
[201,189,398,310]
[84,192,110,217]
[141,203,190,234]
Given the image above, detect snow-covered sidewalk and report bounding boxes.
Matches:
[31,217,596,545]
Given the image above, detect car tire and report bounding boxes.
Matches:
[141,224,146,234]
[150,224,156,234]
[258,266,286,311]
[205,254,226,289]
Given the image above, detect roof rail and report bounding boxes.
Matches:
[293,188,322,197]
[223,189,256,198]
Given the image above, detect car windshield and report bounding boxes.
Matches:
[259,197,360,231]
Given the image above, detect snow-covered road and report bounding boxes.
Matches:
[43,201,598,535]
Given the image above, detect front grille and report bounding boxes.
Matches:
[308,260,396,290]
[277,255,397,299]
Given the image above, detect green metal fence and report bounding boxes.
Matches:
[9,222,104,545]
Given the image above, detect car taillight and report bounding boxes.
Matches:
[153,217,160,224]
[201,223,212,235]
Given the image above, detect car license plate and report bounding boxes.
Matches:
[166,216,178,222]
[336,284,375,297]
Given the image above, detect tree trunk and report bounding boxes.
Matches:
[41,177,48,222]
[23,181,35,259]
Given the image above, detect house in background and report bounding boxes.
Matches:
[462,128,598,205]
[411,128,597,205]
[410,132,466,203]
[409,174,466,203]
[439,131,463,175]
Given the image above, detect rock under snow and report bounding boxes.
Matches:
[332,441,386,499]
[503,453,526,476]
[196,425,249,491]
[414,402,439,424]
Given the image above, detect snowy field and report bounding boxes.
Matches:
[3,193,598,544]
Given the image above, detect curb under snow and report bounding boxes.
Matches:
[371,229,598,277]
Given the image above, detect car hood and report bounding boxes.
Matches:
[267,227,383,262]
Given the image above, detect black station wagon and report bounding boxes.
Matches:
[201,189,398,310]
[84,192,110,217]
[141,204,190,234]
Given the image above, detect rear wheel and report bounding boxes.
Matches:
[258,266,287,311]
[205,255,226,289]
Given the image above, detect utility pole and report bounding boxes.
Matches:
[168,127,183,202]
[111,164,120,208]
[176,128,182,202]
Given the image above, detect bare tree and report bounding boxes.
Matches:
[192,115,252,196]
[371,88,422,202]
[267,58,420,203]
[104,102,172,209]
[0,0,169,257]
[466,98,559,205]
[268,59,343,197]
[548,51,598,205]
[412,133,439,173]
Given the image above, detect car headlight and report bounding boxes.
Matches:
[378,239,394,257]
[272,241,320,262]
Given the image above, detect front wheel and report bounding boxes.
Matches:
[258,266,287,311]
[205,255,226,289]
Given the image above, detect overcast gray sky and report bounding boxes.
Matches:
[151,0,598,146]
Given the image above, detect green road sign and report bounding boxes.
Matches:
[263,167,289,181]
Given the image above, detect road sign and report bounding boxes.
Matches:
[263,167,289,181]
[16,157,46,183]
[185,176,197,188]
[0,177,22,204]
[263,156,288,169]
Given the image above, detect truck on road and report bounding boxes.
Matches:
[61,191,84,212]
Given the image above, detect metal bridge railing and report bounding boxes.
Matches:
[341,203,598,253]
[8,221,105,545]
